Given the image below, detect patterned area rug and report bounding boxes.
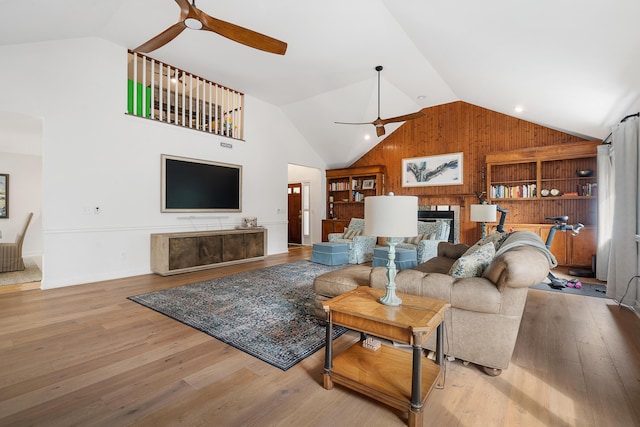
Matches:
[129,260,348,370]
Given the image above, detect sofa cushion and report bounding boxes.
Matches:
[437,242,470,259]
[313,264,371,298]
[413,256,455,274]
[370,267,503,314]
[449,242,496,278]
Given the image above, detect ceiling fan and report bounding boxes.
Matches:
[134,0,287,55]
[336,65,424,137]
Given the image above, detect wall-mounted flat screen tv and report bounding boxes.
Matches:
[161,154,242,212]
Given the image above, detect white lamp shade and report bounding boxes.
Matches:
[364,195,418,237]
[470,204,497,223]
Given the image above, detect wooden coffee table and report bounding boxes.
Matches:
[322,286,450,427]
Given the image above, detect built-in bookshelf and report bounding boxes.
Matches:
[322,165,385,241]
[486,141,598,203]
[485,140,599,265]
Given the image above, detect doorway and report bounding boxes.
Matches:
[287,164,322,246]
[287,183,302,245]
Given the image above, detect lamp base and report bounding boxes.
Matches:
[379,289,403,306]
[379,238,402,306]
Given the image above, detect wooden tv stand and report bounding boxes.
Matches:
[150,228,267,276]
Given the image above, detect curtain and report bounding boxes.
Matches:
[596,144,613,281]
[606,116,640,305]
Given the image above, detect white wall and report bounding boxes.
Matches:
[0,37,328,288]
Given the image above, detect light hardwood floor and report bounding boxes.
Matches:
[0,247,638,426]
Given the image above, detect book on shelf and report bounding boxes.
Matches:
[329,181,349,191]
[578,182,597,196]
[490,184,537,199]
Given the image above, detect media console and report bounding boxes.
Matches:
[150,228,267,276]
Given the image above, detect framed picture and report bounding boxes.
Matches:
[402,152,463,187]
[0,174,8,218]
[362,179,375,190]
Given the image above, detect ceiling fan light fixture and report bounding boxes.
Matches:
[184,17,203,30]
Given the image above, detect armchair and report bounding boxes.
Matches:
[0,212,33,272]
[396,219,451,263]
[327,218,377,264]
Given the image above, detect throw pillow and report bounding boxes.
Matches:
[343,229,361,239]
[465,232,510,255]
[404,234,425,245]
[448,242,496,278]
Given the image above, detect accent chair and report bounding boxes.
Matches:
[0,212,33,272]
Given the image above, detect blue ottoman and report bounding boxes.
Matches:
[311,242,349,266]
[372,246,418,270]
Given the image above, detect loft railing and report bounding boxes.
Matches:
[126,50,244,140]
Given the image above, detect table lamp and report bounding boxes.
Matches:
[365,193,418,306]
[470,204,497,238]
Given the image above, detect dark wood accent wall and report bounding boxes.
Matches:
[350,101,597,244]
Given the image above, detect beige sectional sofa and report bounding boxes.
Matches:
[313,231,556,375]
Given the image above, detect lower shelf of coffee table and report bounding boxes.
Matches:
[330,341,442,411]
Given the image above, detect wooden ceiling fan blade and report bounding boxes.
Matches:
[174,0,192,15]
[199,13,287,55]
[335,121,375,125]
[135,22,187,53]
[380,111,425,125]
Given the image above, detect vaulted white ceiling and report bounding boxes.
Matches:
[2,0,639,168]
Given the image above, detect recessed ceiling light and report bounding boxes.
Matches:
[364,134,371,140]
[417,95,427,100]
[514,105,524,113]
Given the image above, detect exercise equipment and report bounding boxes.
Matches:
[544,216,583,289]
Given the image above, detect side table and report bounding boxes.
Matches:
[322,286,450,427]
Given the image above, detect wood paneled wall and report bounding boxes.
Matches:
[349,101,597,244]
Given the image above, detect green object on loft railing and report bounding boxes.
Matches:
[127,80,151,118]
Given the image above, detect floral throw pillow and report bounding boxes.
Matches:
[448,242,496,278]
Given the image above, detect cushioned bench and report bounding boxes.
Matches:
[311,242,349,266]
[372,246,418,270]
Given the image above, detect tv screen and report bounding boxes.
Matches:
[161,154,242,212]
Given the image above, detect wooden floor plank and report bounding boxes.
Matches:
[0,247,638,426]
